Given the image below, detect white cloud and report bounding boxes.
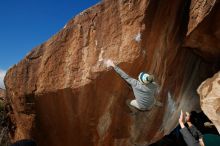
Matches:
[0,69,6,89]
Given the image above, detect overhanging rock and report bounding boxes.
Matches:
[4,0,220,145]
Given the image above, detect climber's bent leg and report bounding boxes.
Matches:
[130,100,141,110]
[126,99,148,112]
[130,100,151,111]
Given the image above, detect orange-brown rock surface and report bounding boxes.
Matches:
[197,71,220,134]
[0,88,5,99]
[185,0,220,61]
[4,0,220,145]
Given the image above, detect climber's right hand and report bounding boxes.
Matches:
[105,59,116,68]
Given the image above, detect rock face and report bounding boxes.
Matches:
[197,71,220,134]
[0,88,5,100]
[185,0,220,61]
[4,0,220,145]
[0,88,10,146]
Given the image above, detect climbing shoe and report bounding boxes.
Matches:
[126,99,138,115]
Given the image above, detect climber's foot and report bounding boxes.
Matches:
[126,99,138,115]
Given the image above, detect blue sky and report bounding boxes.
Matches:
[0,0,100,88]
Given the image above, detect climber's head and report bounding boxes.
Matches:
[138,72,154,84]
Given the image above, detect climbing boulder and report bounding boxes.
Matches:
[197,71,220,134]
[4,0,220,145]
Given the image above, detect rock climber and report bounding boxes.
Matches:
[179,110,205,146]
[105,59,162,111]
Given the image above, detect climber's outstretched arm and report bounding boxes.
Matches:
[113,66,138,86]
[105,59,137,86]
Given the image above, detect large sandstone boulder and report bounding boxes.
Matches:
[4,0,220,145]
[197,71,220,134]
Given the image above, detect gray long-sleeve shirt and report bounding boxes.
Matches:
[113,66,158,110]
[180,125,203,146]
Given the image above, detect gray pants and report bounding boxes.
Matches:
[130,100,153,111]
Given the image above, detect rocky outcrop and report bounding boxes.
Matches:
[0,88,6,106]
[0,88,5,98]
[0,88,5,95]
[185,0,220,61]
[0,88,10,145]
[0,88,6,103]
[0,88,5,109]
[197,71,220,134]
[4,0,220,145]
[187,0,217,35]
